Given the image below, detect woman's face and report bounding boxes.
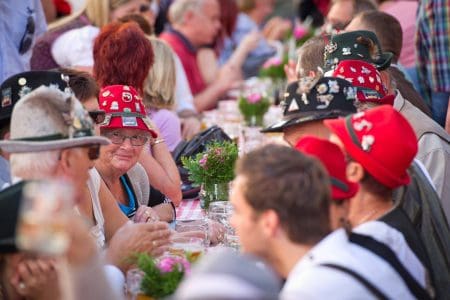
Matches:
[98,128,149,174]
[110,0,156,27]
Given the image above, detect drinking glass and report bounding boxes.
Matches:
[175,219,209,246]
[16,180,74,255]
[126,268,144,299]
[169,236,205,262]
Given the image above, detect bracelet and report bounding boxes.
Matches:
[150,138,165,146]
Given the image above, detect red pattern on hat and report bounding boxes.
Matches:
[332,60,394,105]
[295,136,359,200]
[98,85,157,138]
[324,105,418,189]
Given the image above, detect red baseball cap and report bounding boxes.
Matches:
[295,136,359,200]
[98,85,157,138]
[324,105,418,189]
[332,60,394,105]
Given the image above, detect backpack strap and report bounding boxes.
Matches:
[320,263,388,299]
[349,232,431,300]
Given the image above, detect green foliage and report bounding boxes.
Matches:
[238,94,271,118]
[258,56,288,80]
[181,140,238,186]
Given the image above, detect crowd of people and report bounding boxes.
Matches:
[0,0,449,299]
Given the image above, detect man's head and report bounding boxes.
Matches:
[296,35,327,78]
[325,105,418,195]
[346,11,403,64]
[262,76,357,144]
[169,0,221,47]
[230,144,331,259]
[325,0,377,32]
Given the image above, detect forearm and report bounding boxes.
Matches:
[193,81,227,112]
[139,144,182,205]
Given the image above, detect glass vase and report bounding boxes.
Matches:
[244,114,264,127]
[199,182,230,210]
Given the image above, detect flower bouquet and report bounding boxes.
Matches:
[259,56,287,80]
[181,141,238,209]
[238,92,270,127]
[290,23,315,48]
[136,253,191,299]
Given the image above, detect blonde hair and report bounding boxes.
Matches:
[168,0,205,25]
[85,0,132,27]
[143,37,176,109]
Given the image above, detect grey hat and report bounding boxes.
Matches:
[0,85,109,152]
[174,248,282,299]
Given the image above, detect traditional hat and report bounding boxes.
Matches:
[0,181,26,253]
[0,71,73,128]
[262,76,357,132]
[295,136,359,200]
[323,30,393,71]
[324,105,418,189]
[98,85,158,138]
[0,85,109,153]
[332,60,395,105]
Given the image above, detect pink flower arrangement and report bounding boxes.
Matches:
[199,154,208,168]
[263,57,282,69]
[247,93,262,104]
[294,25,308,40]
[157,255,191,275]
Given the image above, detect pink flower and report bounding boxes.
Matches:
[214,148,223,156]
[263,57,282,69]
[294,25,308,40]
[199,154,208,168]
[157,256,190,274]
[247,93,262,104]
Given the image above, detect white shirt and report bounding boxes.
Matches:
[281,221,426,300]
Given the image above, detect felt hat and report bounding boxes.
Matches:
[323,30,393,71]
[0,71,73,128]
[0,85,109,153]
[332,60,395,105]
[0,181,26,253]
[324,105,418,189]
[295,136,359,200]
[98,85,158,138]
[262,76,357,132]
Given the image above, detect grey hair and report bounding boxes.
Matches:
[168,0,206,25]
[10,150,60,179]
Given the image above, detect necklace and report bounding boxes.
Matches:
[357,209,379,225]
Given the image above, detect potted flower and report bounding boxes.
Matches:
[181,141,238,209]
[259,56,287,81]
[135,253,191,299]
[238,92,270,127]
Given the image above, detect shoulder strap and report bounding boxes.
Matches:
[349,232,431,300]
[320,263,388,299]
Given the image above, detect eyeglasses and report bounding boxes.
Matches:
[19,8,35,54]
[86,144,101,160]
[104,131,149,146]
[88,110,106,125]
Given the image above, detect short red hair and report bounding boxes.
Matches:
[93,22,153,94]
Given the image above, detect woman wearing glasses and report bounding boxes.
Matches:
[94,84,176,223]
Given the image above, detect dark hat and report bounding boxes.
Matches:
[0,181,26,253]
[323,30,394,71]
[0,71,73,128]
[262,76,357,133]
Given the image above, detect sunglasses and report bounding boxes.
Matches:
[19,8,35,54]
[86,144,101,160]
[88,110,106,124]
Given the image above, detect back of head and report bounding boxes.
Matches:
[59,68,99,103]
[118,13,153,35]
[350,11,402,63]
[93,21,154,93]
[168,0,205,25]
[236,144,331,245]
[174,248,281,299]
[296,35,327,77]
[143,38,176,109]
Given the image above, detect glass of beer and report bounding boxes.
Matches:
[169,236,205,262]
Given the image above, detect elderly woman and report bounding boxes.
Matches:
[95,84,176,222]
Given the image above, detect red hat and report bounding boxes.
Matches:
[98,85,157,138]
[332,60,395,105]
[324,105,418,189]
[295,136,359,200]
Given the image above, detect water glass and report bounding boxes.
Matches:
[175,219,209,246]
[126,268,144,299]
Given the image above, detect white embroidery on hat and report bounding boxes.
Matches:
[18,86,31,99]
[361,66,371,74]
[353,119,373,131]
[102,90,111,97]
[122,92,132,102]
[288,99,300,111]
[301,94,309,105]
[353,43,358,48]
[353,111,366,119]
[325,42,337,53]
[357,53,364,58]
[350,67,357,73]
[339,67,345,73]
[328,80,340,93]
[135,103,141,112]
[345,86,357,100]
[102,100,107,107]
[1,88,12,107]
[123,85,130,91]
[18,77,27,86]
[342,47,351,55]
[110,101,119,110]
[369,76,375,83]
[357,76,365,84]
[317,94,333,109]
[361,135,375,151]
[316,83,328,94]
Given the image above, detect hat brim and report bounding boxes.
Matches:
[324,118,409,189]
[102,116,158,138]
[332,181,359,200]
[358,94,395,106]
[375,52,394,71]
[261,111,348,133]
[0,136,110,153]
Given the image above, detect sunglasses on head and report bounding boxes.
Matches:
[19,8,35,54]
[88,110,106,124]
